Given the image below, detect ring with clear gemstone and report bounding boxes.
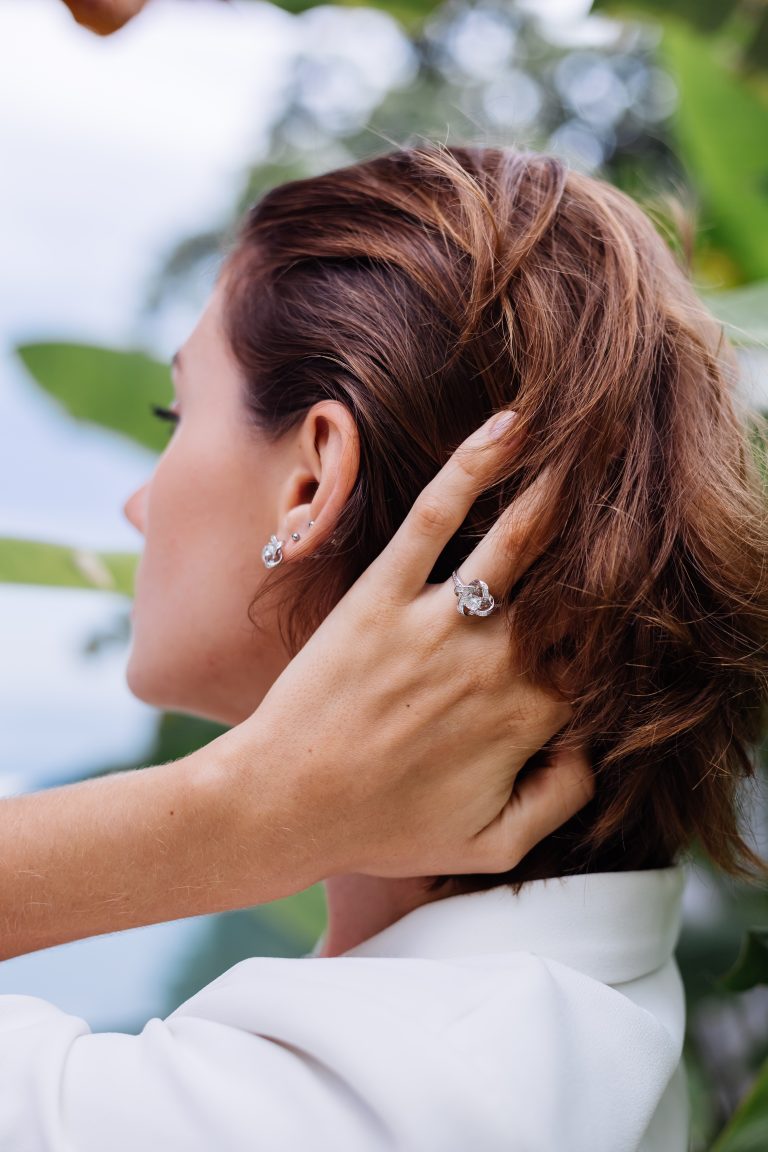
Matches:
[451,571,496,617]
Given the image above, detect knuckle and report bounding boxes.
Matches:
[414,495,452,535]
[553,745,596,809]
[499,519,526,563]
[502,832,525,871]
[476,828,524,875]
[453,442,488,484]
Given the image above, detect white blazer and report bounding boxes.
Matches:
[0,868,687,1151]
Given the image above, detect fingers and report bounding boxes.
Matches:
[63,1,147,35]
[370,410,522,599]
[449,465,560,600]
[469,745,594,874]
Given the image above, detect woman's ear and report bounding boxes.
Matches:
[275,400,360,554]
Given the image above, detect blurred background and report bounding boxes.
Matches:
[1,0,767,1147]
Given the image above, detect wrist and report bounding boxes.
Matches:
[188,720,335,903]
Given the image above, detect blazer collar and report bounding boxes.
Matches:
[340,867,685,986]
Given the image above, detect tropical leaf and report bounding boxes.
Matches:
[592,1,737,34]
[721,928,768,992]
[704,281,768,347]
[591,5,768,283]
[592,0,768,72]
[710,1056,768,1152]
[259,883,327,945]
[661,23,768,284]
[0,537,137,596]
[16,342,172,453]
[267,0,439,35]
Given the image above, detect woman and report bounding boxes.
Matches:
[1,143,766,1150]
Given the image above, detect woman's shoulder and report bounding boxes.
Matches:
[162,867,686,1150]
[0,868,687,1152]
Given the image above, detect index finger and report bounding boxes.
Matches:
[451,465,560,597]
[370,410,522,598]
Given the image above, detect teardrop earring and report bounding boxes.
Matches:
[261,534,284,569]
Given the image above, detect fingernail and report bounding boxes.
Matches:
[487,410,518,441]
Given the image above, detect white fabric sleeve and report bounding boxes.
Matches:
[0,954,683,1152]
[0,991,396,1152]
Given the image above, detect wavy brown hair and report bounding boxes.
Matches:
[221,143,768,891]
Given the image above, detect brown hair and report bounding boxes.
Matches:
[221,142,768,891]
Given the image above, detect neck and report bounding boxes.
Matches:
[318,873,453,957]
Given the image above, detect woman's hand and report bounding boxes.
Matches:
[216,410,593,884]
[0,412,592,959]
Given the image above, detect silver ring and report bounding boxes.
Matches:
[451,569,497,617]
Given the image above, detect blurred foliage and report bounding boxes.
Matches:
[705,281,768,346]
[593,0,768,73]
[5,0,768,1145]
[269,0,441,34]
[712,1062,768,1152]
[588,0,768,1139]
[705,917,768,1151]
[0,536,136,594]
[594,0,768,286]
[663,22,768,283]
[169,884,327,1008]
[127,709,229,769]
[147,0,687,307]
[16,342,172,453]
[722,928,768,992]
[676,864,768,1144]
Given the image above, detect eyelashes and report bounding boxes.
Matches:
[150,403,179,435]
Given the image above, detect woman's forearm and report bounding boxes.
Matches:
[0,419,594,961]
[0,725,323,960]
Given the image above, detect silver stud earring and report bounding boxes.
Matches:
[262,534,284,569]
[307,519,315,529]
[290,531,301,542]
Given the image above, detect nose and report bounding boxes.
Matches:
[123,483,148,535]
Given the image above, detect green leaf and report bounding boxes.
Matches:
[259,883,327,945]
[661,24,768,283]
[703,280,768,346]
[591,6,768,282]
[710,1056,768,1152]
[16,342,172,453]
[591,0,768,71]
[592,1,738,35]
[0,537,137,596]
[266,0,440,34]
[721,928,768,992]
[743,6,768,74]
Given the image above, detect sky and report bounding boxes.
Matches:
[0,0,411,1025]
[0,0,296,796]
[0,0,760,1026]
[0,0,415,790]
